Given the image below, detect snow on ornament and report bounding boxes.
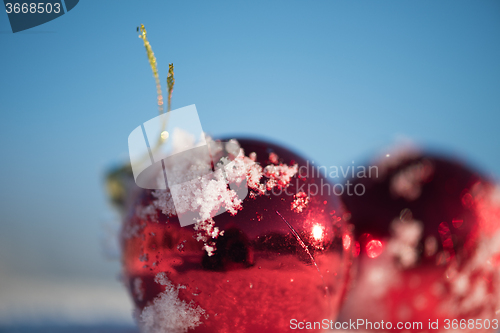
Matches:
[338,150,500,332]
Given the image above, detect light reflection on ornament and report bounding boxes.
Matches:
[312,224,324,241]
[366,240,383,258]
[343,234,351,251]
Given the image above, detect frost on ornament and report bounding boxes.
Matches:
[291,192,309,213]
[339,151,500,332]
[120,138,352,333]
[138,272,206,333]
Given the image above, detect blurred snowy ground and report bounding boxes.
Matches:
[0,326,138,333]
[0,269,135,331]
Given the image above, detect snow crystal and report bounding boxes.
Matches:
[459,279,488,313]
[268,152,279,165]
[193,218,224,256]
[263,163,298,191]
[361,254,401,299]
[451,274,469,297]
[291,192,309,213]
[139,272,206,333]
[387,217,423,268]
[390,160,434,201]
[136,204,158,222]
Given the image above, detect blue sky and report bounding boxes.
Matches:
[0,0,499,323]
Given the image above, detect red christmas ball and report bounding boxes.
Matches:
[120,138,353,333]
[339,150,500,332]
